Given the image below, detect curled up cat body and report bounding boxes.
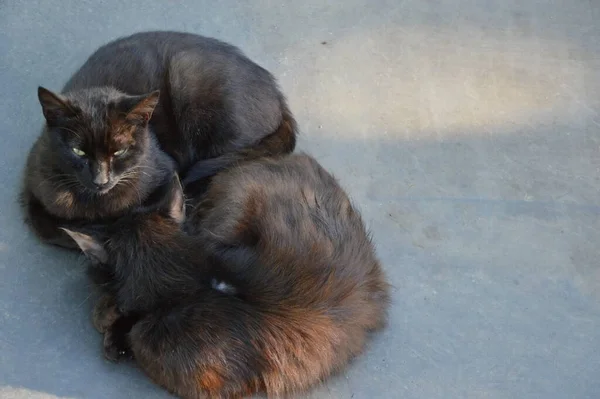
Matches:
[64,154,390,398]
[21,31,297,248]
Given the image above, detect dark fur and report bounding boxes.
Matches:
[21,31,297,247]
[65,154,390,398]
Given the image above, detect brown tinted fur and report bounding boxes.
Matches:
[181,106,296,189]
[68,154,390,398]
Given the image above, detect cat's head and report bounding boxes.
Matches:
[38,86,160,194]
[61,173,186,266]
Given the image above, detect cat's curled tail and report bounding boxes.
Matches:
[181,101,297,187]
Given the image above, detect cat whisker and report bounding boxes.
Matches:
[75,290,95,309]
[129,165,157,171]
[36,174,81,189]
[124,165,157,176]
[117,179,142,204]
[49,180,81,193]
[119,173,139,182]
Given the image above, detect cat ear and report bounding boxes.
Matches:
[38,87,77,125]
[60,228,108,265]
[117,91,160,125]
[165,174,185,224]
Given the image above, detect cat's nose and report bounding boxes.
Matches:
[93,162,110,189]
[93,175,110,188]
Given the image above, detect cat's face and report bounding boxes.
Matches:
[38,87,160,194]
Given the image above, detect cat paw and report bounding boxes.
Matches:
[103,330,132,362]
[93,294,120,333]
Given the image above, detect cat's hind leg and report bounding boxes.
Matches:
[92,294,137,362]
[102,315,137,362]
[92,293,120,333]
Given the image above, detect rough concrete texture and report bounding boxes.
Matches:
[1,0,599,398]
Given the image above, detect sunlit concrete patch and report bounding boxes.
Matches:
[284,24,598,141]
[0,386,72,399]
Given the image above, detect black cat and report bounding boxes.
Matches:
[21,31,297,248]
[64,154,390,398]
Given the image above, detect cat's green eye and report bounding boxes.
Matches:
[113,148,128,157]
[72,148,86,157]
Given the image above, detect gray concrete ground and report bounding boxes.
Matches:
[1,0,599,398]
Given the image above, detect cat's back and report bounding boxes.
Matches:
[86,31,242,63]
[63,31,254,93]
[205,153,368,250]
[199,154,389,315]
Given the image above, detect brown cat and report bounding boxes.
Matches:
[22,31,296,248]
[64,154,390,398]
